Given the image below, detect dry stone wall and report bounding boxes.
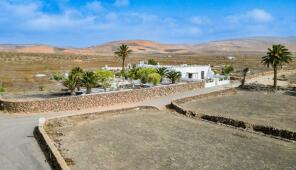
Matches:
[0,82,204,113]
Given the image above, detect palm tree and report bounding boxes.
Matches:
[166,70,182,84]
[156,67,168,82]
[114,44,132,72]
[81,71,98,94]
[262,44,292,90]
[62,74,79,95]
[241,67,249,87]
[70,67,84,91]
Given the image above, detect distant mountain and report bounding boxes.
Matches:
[0,36,295,55]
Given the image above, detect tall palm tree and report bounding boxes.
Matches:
[114,44,132,72]
[241,67,249,87]
[166,70,182,84]
[81,71,98,94]
[156,67,168,82]
[262,44,292,90]
[70,67,84,91]
[62,73,79,95]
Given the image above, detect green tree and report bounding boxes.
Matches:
[62,73,79,95]
[95,70,114,91]
[148,73,161,85]
[137,68,157,84]
[166,70,182,84]
[156,67,168,82]
[262,44,292,90]
[70,67,84,91]
[223,65,234,75]
[241,67,249,87]
[148,59,158,65]
[114,44,132,72]
[81,71,98,94]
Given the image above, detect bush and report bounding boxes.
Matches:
[148,73,161,85]
[136,68,157,83]
[0,86,5,93]
[127,67,140,80]
[148,59,158,65]
[52,72,64,81]
[223,65,234,75]
[95,70,114,91]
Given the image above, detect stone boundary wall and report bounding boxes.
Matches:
[34,126,69,170]
[173,88,237,105]
[36,106,158,170]
[171,89,296,141]
[0,82,204,113]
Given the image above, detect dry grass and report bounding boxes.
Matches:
[0,52,295,93]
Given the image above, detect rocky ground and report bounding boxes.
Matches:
[181,90,296,132]
[47,108,296,170]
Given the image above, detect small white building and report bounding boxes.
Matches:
[137,61,215,81]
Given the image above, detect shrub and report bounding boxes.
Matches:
[223,65,234,75]
[95,70,114,91]
[148,73,161,85]
[127,67,140,80]
[52,72,64,81]
[136,68,157,83]
[148,59,158,65]
[0,86,5,93]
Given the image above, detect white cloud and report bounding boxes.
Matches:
[246,9,273,22]
[226,8,273,24]
[85,1,104,12]
[105,12,117,21]
[114,0,129,7]
[190,16,210,25]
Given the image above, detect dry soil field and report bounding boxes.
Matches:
[0,51,295,93]
[46,107,296,170]
[181,90,296,132]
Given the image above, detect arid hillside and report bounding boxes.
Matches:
[1,36,296,55]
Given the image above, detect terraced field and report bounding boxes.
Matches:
[47,107,296,170]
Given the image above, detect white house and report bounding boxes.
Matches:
[137,61,215,81]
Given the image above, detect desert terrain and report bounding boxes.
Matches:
[0,37,296,93]
[46,107,296,170]
[181,90,296,132]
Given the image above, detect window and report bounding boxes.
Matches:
[188,73,193,79]
[201,71,205,79]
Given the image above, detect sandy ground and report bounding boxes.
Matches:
[181,90,296,132]
[248,70,296,87]
[48,108,296,170]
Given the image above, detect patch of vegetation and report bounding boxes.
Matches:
[222,65,234,75]
[0,86,5,93]
[147,73,161,85]
[95,70,114,91]
[148,58,158,65]
[166,70,182,84]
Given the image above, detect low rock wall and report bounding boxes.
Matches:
[0,82,204,113]
[171,88,296,141]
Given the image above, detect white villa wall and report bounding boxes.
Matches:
[138,63,214,81]
[205,78,230,88]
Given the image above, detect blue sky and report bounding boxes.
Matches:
[0,0,295,47]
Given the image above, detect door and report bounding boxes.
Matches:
[201,71,205,79]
